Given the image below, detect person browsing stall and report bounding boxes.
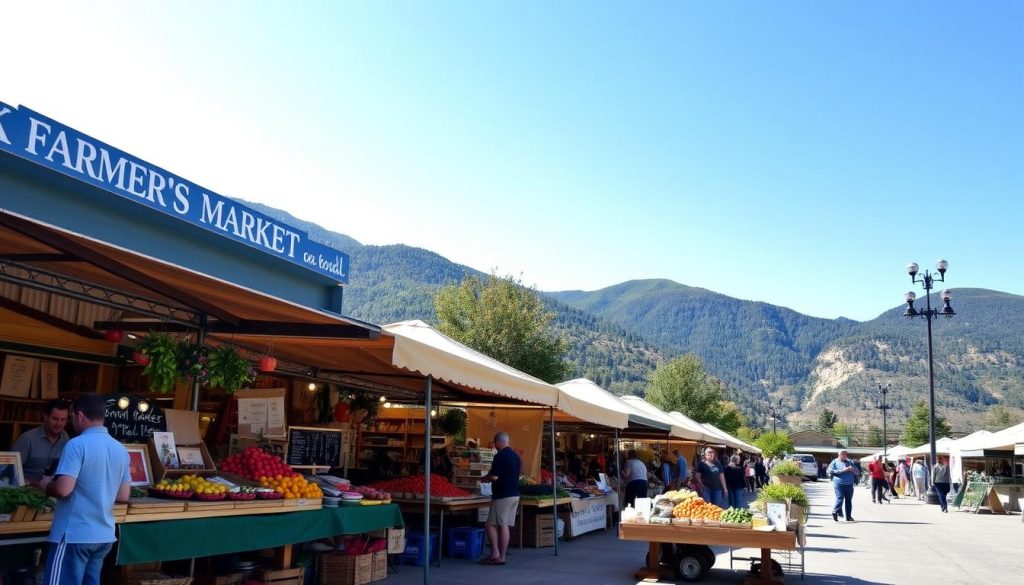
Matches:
[480,431,521,566]
[38,393,131,585]
[13,399,70,482]
[695,447,728,508]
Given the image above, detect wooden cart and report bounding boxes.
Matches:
[618,522,803,584]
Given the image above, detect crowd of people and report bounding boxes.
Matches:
[829,449,960,522]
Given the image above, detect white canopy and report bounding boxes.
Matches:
[958,422,1024,455]
[383,320,560,406]
[859,444,912,463]
[555,378,665,430]
[698,422,760,453]
[903,437,957,457]
[664,411,714,442]
[617,396,705,440]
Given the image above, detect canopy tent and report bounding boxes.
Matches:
[553,378,672,436]
[903,437,956,458]
[859,444,910,463]
[698,422,760,453]
[617,396,705,441]
[957,422,1024,457]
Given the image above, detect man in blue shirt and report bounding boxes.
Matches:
[827,449,858,522]
[38,393,131,585]
[480,431,521,566]
[673,449,688,489]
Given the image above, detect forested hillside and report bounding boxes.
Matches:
[245,201,1024,432]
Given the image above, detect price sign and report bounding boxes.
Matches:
[285,426,343,469]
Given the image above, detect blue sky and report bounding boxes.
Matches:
[3,2,1021,320]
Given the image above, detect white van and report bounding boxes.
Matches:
[789,453,819,481]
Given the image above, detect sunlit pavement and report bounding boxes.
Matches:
[377,482,1022,585]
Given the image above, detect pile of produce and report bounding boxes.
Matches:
[672,498,722,521]
[660,488,701,504]
[368,474,472,498]
[519,479,569,499]
[0,487,55,514]
[153,475,228,498]
[720,507,754,524]
[343,485,392,501]
[218,447,296,482]
[259,474,322,499]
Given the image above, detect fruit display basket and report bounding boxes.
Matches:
[193,492,227,502]
[256,491,283,500]
[150,489,194,500]
[227,491,257,501]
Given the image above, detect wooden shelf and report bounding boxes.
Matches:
[355,409,449,471]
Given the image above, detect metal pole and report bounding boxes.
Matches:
[549,407,558,556]
[423,375,432,585]
[190,313,207,412]
[925,288,938,504]
[882,402,888,460]
[614,429,622,518]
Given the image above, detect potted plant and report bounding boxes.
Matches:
[435,408,467,444]
[207,345,255,393]
[755,482,809,524]
[178,341,211,386]
[769,460,804,486]
[347,389,380,427]
[136,332,183,393]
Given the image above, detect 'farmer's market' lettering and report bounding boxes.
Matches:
[0,102,348,283]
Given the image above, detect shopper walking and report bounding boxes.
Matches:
[743,458,756,493]
[480,431,521,565]
[827,449,857,522]
[912,459,928,500]
[38,394,131,585]
[755,457,768,488]
[724,455,746,509]
[868,455,889,504]
[932,455,952,513]
[695,447,728,509]
[621,450,650,507]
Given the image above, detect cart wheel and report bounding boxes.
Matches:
[698,546,715,574]
[676,553,705,582]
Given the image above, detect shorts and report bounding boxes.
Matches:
[486,497,519,527]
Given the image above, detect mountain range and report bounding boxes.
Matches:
[248,200,1024,433]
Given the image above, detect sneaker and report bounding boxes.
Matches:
[846,517,855,522]
[832,512,838,522]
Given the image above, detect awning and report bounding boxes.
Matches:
[617,396,704,441]
[555,378,668,431]
[956,422,1024,457]
[902,437,956,457]
[698,422,759,453]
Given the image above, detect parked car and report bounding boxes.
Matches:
[789,453,819,481]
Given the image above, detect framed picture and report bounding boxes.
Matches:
[152,431,179,469]
[0,452,26,488]
[123,444,153,486]
[177,447,205,469]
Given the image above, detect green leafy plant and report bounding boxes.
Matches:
[768,460,803,477]
[178,342,211,385]
[435,408,467,438]
[755,483,809,522]
[0,487,55,514]
[207,345,255,393]
[137,332,183,393]
[347,388,380,426]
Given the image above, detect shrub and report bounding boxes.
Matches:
[768,460,803,477]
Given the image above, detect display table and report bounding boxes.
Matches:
[619,522,801,585]
[391,496,492,566]
[117,504,404,564]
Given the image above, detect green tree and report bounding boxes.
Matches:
[434,273,570,383]
[753,432,794,458]
[901,401,952,446]
[736,426,760,444]
[816,409,838,434]
[645,354,723,424]
[985,405,1021,431]
[714,401,746,435]
[865,425,884,447]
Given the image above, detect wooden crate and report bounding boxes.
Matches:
[512,513,555,548]
[193,574,244,585]
[253,567,303,585]
[370,551,387,582]
[318,553,373,585]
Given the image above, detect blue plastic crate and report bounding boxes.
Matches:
[446,527,486,559]
[402,531,439,566]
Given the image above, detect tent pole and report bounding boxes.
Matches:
[550,407,558,556]
[614,428,622,522]
[189,312,207,412]
[424,375,432,585]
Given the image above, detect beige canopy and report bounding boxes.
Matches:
[618,396,705,440]
[555,378,671,430]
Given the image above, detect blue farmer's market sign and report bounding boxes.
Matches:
[0,102,348,284]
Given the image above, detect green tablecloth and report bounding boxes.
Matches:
[117,504,404,565]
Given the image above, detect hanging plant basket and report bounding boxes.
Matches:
[136,333,184,393]
[207,345,256,393]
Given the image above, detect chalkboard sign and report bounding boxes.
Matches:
[104,393,167,442]
[286,426,342,468]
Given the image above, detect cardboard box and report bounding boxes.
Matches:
[253,567,303,585]
[149,409,217,481]
[318,553,372,585]
[370,551,387,582]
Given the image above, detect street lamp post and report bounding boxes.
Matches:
[768,399,782,434]
[875,384,892,459]
[903,259,955,505]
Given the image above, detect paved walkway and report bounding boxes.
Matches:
[381,482,1022,585]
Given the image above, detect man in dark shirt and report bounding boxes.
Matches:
[13,399,70,482]
[480,431,520,565]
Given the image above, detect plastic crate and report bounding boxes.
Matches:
[401,531,439,566]
[446,527,485,559]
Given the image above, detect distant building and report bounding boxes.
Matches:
[789,430,843,448]
[787,430,874,466]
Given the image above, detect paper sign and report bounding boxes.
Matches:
[39,362,59,399]
[767,502,788,531]
[1,356,38,397]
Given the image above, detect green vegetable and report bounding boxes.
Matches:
[755,483,808,522]
[0,487,55,514]
[721,507,754,523]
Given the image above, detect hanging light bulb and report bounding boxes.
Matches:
[430,409,437,417]
[307,382,317,391]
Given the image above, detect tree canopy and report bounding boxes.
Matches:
[816,409,838,434]
[434,273,570,383]
[753,432,794,458]
[901,400,952,446]
[646,354,722,421]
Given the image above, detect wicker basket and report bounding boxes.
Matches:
[125,571,193,585]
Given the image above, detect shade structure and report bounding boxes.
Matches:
[617,396,704,440]
[903,437,956,457]
[555,378,664,430]
[697,422,760,453]
[384,320,560,407]
[859,444,911,463]
[957,422,1024,456]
